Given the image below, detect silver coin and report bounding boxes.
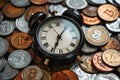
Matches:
[66,0,88,9]
[94,73,120,80]
[0,12,3,23]
[0,58,6,72]
[16,14,30,33]
[0,61,18,80]
[48,0,63,3]
[10,0,30,7]
[108,0,120,7]
[70,63,97,80]
[0,37,9,57]
[114,0,120,5]
[49,4,68,16]
[106,18,120,32]
[8,50,31,69]
[0,21,15,36]
[89,0,107,4]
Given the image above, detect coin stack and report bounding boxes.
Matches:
[0,0,120,80]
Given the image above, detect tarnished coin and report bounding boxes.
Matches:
[41,69,51,80]
[82,5,98,17]
[85,25,110,46]
[101,38,120,50]
[0,20,15,36]
[11,32,32,49]
[30,0,48,5]
[0,12,3,22]
[8,50,31,69]
[93,52,114,72]
[48,0,63,3]
[22,65,43,80]
[81,13,101,25]
[70,63,97,80]
[0,61,18,80]
[10,0,30,7]
[106,18,120,32]
[89,0,107,5]
[102,49,120,67]
[66,0,88,9]
[0,37,9,57]
[79,55,98,73]
[0,58,6,72]
[3,3,25,18]
[16,14,30,33]
[98,4,119,21]
[94,73,120,80]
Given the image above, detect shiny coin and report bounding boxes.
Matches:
[0,20,15,36]
[0,58,6,72]
[93,52,114,72]
[85,25,110,46]
[22,65,43,80]
[41,69,51,80]
[70,63,97,80]
[48,0,63,3]
[3,3,25,18]
[102,49,120,67]
[107,0,120,7]
[79,55,98,73]
[66,0,88,9]
[10,0,30,7]
[89,0,107,5]
[30,0,48,5]
[0,61,18,80]
[114,0,120,6]
[106,18,120,32]
[101,38,120,50]
[16,14,30,33]
[94,73,120,80]
[98,4,119,21]
[0,12,3,23]
[82,5,98,17]
[0,37,9,57]
[8,50,31,69]
[11,32,32,49]
[81,13,101,25]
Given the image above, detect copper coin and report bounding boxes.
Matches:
[51,71,69,80]
[30,0,48,5]
[93,52,114,72]
[101,38,120,50]
[82,5,98,17]
[14,71,22,80]
[81,13,101,25]
[102,49,120,67]
[25,5,48,21]
[3,3,25,18]
[0,0,8,10]
[62,70,78,80]
[98,4,119,21]
[79,55,98,73]
[11,32,32,49]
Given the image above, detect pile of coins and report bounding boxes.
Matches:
[0,0,120,80]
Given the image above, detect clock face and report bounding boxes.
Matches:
[36,16,82,55]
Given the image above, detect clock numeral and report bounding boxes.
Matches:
[72,37,77,39]
[43,30,48,32]
[70,43,76,47]
[48,24,53,29]
[41,36,46,40]
[55,22,60,26]
[59,49,63,54]
[44,43,49,48]
[51,48,55,52]
[66,48,70,52]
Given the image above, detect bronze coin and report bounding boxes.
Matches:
[62,70,78,80]
[101,38,120,50]
[93,52,114,72]
[81,13,101,25]
[25,5,49,21]
[82,5,98,17]
[13,71,22,80]
[30,0,48,5]
[11,32,32,49]
[3,3,25,18]
[51,71,69,80]
[98,4,119,21]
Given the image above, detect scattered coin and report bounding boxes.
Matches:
[0,58,6,72]
[27,48,36,60]
[0,12,3,23]
[89,0,107,5]
[48,0,63,4]
[22,65,43,80]
[114,0,120,6]
[85,25,110,46]
[41,69,51,80]
[0,20,15,36]
[102,49,120,67]
[66,0,88,9]
[30,0,48,5]
[8,50,31,69]
[10,0,30,7]
[107,0,120,7]
[13,71,22,80]
[98,4,119,21]
[0,0,8,9]
[11,32,32,49]
[3,3,25,18]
